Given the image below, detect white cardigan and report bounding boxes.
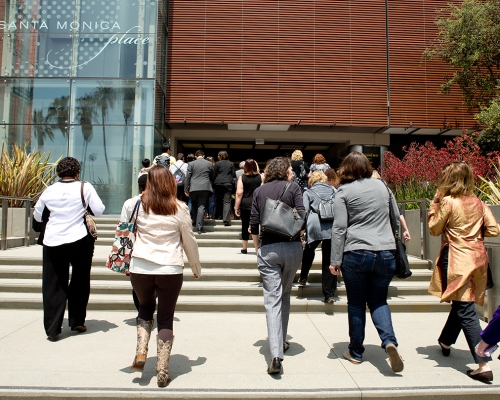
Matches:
[122,196,201,277]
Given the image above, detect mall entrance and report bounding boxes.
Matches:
[177,140,344,170]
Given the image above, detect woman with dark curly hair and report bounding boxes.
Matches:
[33,157,105,341]
[250,157,305,375]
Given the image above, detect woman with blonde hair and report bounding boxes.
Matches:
[298,171,337,303]
[428,161,499,383]
[123,165,201,387]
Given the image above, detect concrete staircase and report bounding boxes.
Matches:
[0,215,448,312]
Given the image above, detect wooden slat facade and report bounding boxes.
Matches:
[167,0,475,129]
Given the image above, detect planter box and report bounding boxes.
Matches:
[0,207,36,248]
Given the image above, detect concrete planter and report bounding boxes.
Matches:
[0,207,36,248]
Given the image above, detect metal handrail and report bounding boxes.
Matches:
[396,198,431,260]
[0,195,35,251]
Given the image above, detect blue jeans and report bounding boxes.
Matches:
[341,250,398,361]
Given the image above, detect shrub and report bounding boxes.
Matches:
[0,143,59,207]
[382,133,499,208]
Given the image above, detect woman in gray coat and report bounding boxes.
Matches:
[298,171,337,303]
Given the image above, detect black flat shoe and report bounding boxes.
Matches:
[283,341,290,352]
[439,341,450,357]
[198,229,206,234]
[241,249,247,254]
[467,369,493,383]
[47,335,58,342]
[267,357,282,374]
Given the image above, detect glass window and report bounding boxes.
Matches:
[6,124,68,164]
[70,124,154,214]
[71,80,154,126]
[1,79,70,125]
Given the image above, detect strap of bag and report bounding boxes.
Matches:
[80,181,87,210]
[278,182,291,201]
[308,187,333,202]
[129,199,142,224]
[381,181,398,238]
[173,162,185,175]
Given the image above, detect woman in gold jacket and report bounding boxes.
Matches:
[428,162,499,383]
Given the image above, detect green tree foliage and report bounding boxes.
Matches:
[424,0,500,112]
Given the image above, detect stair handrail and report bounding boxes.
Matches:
[396,198,431,261]
[0,195,35,251]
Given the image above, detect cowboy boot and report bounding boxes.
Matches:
[156,335,174,387]
[130,317,154,372]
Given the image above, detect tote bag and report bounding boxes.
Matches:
[106,199,141,274]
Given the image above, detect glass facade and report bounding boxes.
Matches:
[0,0,168,213]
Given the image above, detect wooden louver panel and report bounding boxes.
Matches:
[387,0,474,129]
[167,0,388,126]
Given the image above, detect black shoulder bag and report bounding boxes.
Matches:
[384,183,412,279]
[260,182,306,240]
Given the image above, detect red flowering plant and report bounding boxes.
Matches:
[382,132,500,208]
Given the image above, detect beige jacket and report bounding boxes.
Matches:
[124,196,201,277]
[428,195,499,306]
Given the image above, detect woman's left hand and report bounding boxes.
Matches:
[475,339,490,357]
[329,265,341,275]
[193,273,200,280]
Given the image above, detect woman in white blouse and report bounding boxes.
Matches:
[33,157,105,342]
[123,165,201,387]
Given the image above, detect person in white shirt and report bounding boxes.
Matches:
[33,157,105,342]
[123,165,201,387]
[169,153,188,202]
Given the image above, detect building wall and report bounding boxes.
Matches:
[167,0,474,129]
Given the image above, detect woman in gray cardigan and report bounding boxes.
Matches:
[329,151,404,373]
[298,171,337,303]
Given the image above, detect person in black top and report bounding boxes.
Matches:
[250,157,305,375]
[213,151,236,226]
[234,159,261,254]
[291,150,310,193]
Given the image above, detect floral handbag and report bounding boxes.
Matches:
[106,199,141,274]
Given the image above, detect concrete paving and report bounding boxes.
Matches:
[0,309,499,399]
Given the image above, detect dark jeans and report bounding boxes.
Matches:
[214,184,232,223]
[190,190,210,231]
[438,245,491,363]
[130,273,183,342]
[240,208,251,241]
[42,234,95,337]
[208,191,216,217]
[341,249,398,361]
[300,239,337,298]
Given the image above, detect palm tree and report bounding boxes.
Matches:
[75,93,96,180]
[92,83,117,183]
[32,110,54,148]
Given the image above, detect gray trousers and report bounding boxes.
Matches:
[258,241,303,359]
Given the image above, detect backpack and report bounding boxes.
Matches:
[308,187,335,220]
[172,162,186,186]
[155,154,171,168]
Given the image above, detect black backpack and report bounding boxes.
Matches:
[155,154,171,168]
[308,187,335,220]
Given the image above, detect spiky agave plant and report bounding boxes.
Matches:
[478,157,500,205]
[0,143,60,207]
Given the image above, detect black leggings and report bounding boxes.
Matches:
[438,245,491,363]
[130,273,183,341]
[240,208,251,241]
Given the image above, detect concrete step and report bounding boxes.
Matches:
[94,217,243,226]
[0,291,449,312]
[96,230,242,240]
[0,278,433,297]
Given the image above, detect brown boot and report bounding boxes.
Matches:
[156,335,174,387]
[130,317,154,372]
